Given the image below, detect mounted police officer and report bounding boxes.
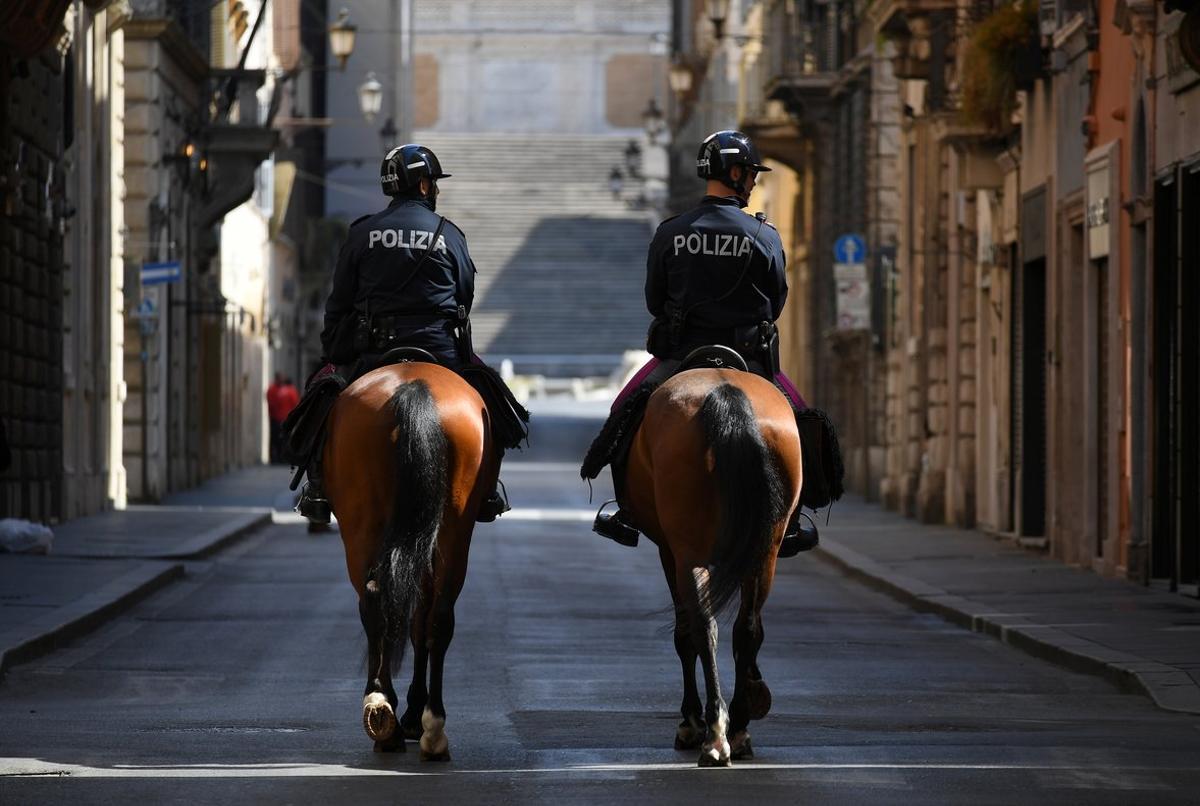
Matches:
[290,143,528,524]
[582,130,839,556]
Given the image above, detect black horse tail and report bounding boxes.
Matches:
[372,380,448,662]
[697,383,789,617]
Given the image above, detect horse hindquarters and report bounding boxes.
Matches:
[358,380,449,749]
[650,380,790,767]
[694,383,789,616]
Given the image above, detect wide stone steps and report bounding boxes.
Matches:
[415,132,654,375]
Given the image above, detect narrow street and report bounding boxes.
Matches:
[2,415,1198,805]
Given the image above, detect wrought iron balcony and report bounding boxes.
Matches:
[872,0,959,81]
[199,69,280,227]
[758,0,835,116]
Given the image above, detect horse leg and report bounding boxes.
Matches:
[728,574,772,760]
[360,576,403,751]
[660,547,703,749]
[400,579,433,740]
[418,597,455,761]
[680,565,730,767]
[419,551,468,762]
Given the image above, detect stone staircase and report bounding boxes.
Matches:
[415,132,655,377]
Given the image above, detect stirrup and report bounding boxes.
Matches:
[593,500,639,547]
[778,510,818,558]
[297,483,331,525]
[476,479,511,523]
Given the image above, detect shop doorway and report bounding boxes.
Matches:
[1013,256,1047,537]
[1152,169,1200,595]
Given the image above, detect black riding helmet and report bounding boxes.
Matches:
[696,130,771,197]
[380,143,451,197]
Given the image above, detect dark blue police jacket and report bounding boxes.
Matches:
[320,196,476,363]
[646,195,787,355]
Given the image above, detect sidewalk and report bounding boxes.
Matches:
[816,495,1200,714]
[0,465,293,676]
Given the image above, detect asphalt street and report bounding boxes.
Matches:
[2,414,1200,805]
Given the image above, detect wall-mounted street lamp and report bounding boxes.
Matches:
[642,98,666,145]
[358,72,383,123]
[668,62,694,98]
[624,140,643,178]
[328,8,358,70]
[707,0,731,40]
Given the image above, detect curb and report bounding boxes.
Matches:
[814,537,1200,715]
[0,561,184,676]
[160,509,273,560]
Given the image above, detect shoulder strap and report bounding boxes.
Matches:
[392,215,447,297]
[673,213,768,342]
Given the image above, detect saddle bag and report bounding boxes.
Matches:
[457,362,530,451]
[281,371,348,467]
[795,407,845,510]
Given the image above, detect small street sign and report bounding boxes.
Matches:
[834,233,867,264]
[141,260,181,286]
[834,261,871,331]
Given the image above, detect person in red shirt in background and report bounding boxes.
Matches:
[267,373,300,464]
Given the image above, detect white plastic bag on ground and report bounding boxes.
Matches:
[0,518,54,554]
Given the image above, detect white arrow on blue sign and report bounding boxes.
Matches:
[141,260,181,286]
[834,234,867,264]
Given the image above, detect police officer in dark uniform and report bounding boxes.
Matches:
[645,131,785,359]
[294,143,522,523]
[586,130,820,555]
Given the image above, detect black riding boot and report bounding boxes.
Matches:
[476,483,510,523]
[593,506,640,547]
[476,447,511,523]
[778,401,820,557]
[778,509,819,557]
[296,466,331,524]
[592,460,640,547]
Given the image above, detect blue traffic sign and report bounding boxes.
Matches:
[834,234,867,264]
[141,260,181,286]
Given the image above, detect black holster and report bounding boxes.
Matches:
[453,305,474,363]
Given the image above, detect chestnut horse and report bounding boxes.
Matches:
[322,361,498,759]
[622,369,800,767]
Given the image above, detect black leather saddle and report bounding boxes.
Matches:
[378,346,440,367]
[679,344,750,373]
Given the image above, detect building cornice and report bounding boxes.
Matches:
[117,18,209,82]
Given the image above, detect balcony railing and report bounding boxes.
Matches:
[757,0,836,115]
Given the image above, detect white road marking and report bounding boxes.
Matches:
[503,508,596,522]
[2,758,1196,779]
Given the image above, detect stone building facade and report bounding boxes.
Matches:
[669,0,1199,596]
[0,35,69,521]
[2,0,280,521]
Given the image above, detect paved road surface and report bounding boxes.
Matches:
[2,415,1199,804]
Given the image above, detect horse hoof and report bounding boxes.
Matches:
[698,747,732,768]
[730,732,753,760]
[362,693,396,741]
[675,718,704,750]
[747,680,772,721]
[418,707,450,762]
[373,735,405,753]
[401,721,423,741]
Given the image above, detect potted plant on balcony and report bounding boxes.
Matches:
[960,0,1041,133]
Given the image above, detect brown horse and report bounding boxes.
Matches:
[322,361,498,759]
[622,369,801,767]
